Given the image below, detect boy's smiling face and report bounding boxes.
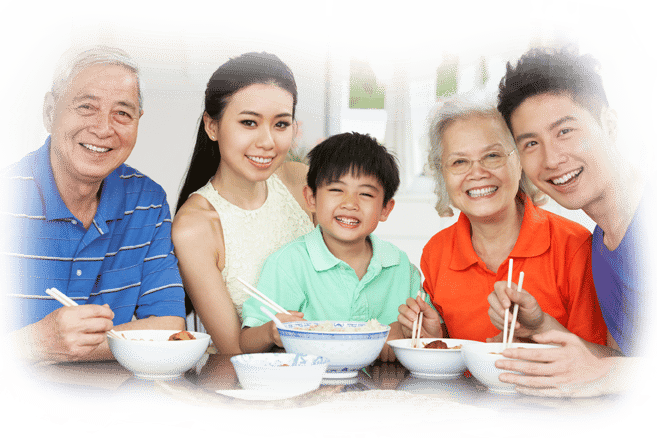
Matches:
[304,172,395,252]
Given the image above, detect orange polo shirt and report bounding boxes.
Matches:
[421,197,607,344]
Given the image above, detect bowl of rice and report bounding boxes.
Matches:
[107,329,210,380]
[277,320,390,378]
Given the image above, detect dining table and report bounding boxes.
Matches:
[6,347,648,438]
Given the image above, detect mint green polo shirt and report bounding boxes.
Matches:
[242,225,422,328]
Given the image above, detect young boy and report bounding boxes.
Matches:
[240,132,421,362]
[490,47,649,397]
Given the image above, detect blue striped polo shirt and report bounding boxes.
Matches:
[2,138,186,330]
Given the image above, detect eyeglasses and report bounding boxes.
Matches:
[442,150,515,175]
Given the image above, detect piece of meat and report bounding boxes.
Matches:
[168,330,196,341]
[423,340,448,349]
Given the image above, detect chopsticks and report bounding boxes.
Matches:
[502,259,513,349]
[502,260,525,349]
[411,291,424,348]
[237,277,291,316]
[507,272,524,346]
[44,287,121,339]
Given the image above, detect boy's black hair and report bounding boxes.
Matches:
[497,46,609,132]
[306,132,400,205]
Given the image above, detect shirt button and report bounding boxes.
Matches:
[71,220,78,225]
[76,270,82,276]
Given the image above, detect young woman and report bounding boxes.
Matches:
[172,53,314,354]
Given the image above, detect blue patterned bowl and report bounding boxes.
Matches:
[277,321,391,378]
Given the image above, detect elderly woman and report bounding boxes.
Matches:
[398,94,607,344]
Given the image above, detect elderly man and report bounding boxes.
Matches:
[3,46,185,362]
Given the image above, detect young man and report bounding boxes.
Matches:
[239,132,421,362]
[489,47,649,397]
[3,46,186,363]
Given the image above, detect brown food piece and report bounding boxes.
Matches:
[423,340,448,349]
[168,330,196,341]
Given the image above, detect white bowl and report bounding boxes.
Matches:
[107,330,210,380]
[231,353,329,394]
[277,321,391,378]
[387,338,478,379]
[461,342,557,394]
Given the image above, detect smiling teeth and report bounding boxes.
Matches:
[247,156,273,164]
[468,187,498,198]
[337,217,359,225]
[551,168,582,185]
[82,143,110,153]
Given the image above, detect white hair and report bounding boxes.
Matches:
[427,91,546,217]
[43,45,142,132]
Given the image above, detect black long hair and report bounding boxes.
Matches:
[176,52,298,315]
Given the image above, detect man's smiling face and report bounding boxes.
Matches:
[510,92,616,212]
[49,63,142,186]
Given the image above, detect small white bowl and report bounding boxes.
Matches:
[107,330,210,380]
[231,353,329,394]
[277,321,390,378]
[387,338,478,379]
[461,342,557,394]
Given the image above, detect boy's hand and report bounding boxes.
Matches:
[397,297,442,339]
[379,322,403,362]
[269,311,305,347]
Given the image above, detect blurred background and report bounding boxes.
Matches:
[1,1,654,268]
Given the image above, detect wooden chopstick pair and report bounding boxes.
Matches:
[44,287,121,339]
[502,259,525,349]
[411,290,424,348]
[237,277,291,316]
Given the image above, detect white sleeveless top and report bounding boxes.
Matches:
[192,173,314,323]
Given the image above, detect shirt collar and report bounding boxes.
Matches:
[33,136,126,226]
[306,225,401,272]
[450,195,550,271]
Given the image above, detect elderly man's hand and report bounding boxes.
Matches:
[32,304,114,362]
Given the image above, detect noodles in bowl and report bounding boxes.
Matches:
[277,320,390,378]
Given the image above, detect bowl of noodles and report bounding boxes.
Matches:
[277,320,390,379]
[107,329,210,380]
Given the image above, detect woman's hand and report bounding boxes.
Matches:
[397,296,443,339]
[487,280,549,340]
[495,330,624,397]
[269,311,304,347]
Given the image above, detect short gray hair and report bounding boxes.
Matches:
[43,45,142,131]
[427,92,546,217]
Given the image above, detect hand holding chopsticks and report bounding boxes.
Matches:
[411,291,424,348]
[45,288,121,339]
[501,260,525,349]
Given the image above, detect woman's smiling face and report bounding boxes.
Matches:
[205,83,295,183]
[441,115,522,222]
[510,93,616,212]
